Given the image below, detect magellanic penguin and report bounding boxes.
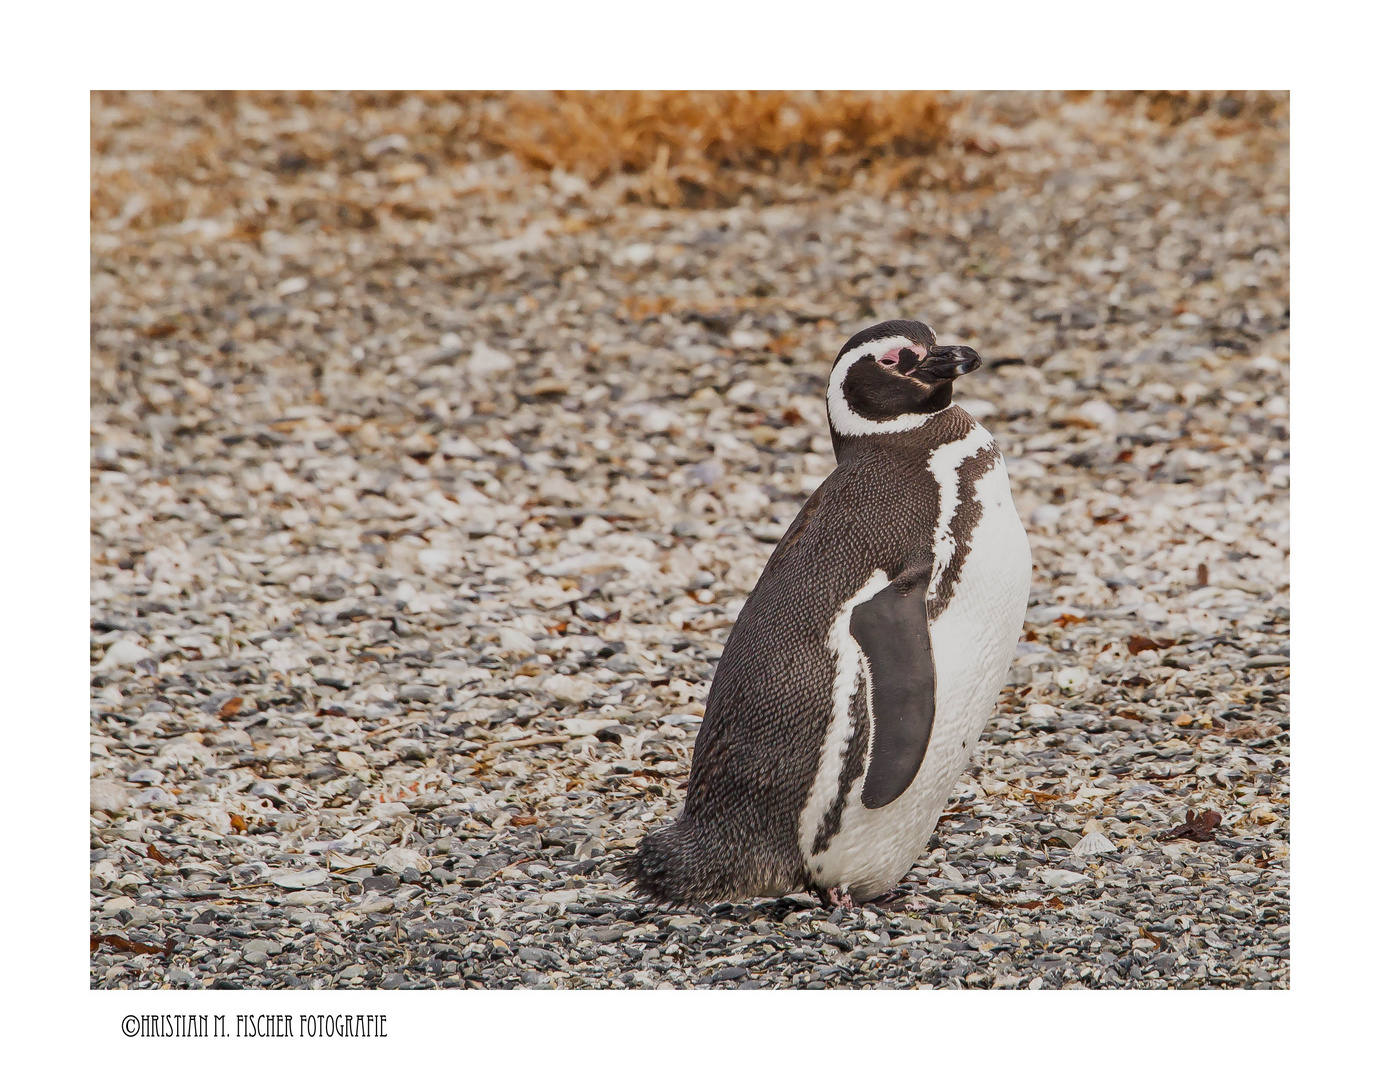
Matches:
[623,320,1031,906]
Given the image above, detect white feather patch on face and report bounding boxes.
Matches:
[827,333,950,436]
[798,568,891,868]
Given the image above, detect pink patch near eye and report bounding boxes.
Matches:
[878,347,904,366]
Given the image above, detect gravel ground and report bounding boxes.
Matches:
[91,92,1289,989]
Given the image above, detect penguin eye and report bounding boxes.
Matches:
[877,353,897,367]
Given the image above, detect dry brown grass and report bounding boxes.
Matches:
[91,90,952,236]
[480,91,951,206]
[91,90,1285,239]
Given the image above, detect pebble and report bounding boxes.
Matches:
[89,90,1288,991]
[542,674,600,704]
[268,868,329,889]
[468,342,514,377]
[1039,869,1091,888]
[95,639,152,671]
[90,779,130,813]
[278,890,336,907]
[378,848,430,874]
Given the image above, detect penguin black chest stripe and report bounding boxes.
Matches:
[928,433,1001,619]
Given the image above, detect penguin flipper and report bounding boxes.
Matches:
[849,568,936,809]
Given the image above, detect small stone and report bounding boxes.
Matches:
[468,342,514,378]
[279,890,336,907]
[1039,869,1091,888]
[712,966,749,982]
[1044,830,1083,849]
[90,779,130,813]
[640,407,678,435]
[1078,399,1118,429]
[95,639,152,672]
[126,768,165,786]
[1055,666,1091,693]
[517,947,561,969]
[370,801,412,821]
[397,684,440,704]
[687,459,725,485]
[378,847,431,875]
[268,867,329,890]
[381,973,406,989]
[615,242,655,267]
[541,673,599,705]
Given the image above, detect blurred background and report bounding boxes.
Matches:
[90,92,1289,991]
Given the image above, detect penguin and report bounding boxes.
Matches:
[623,319,1031,906]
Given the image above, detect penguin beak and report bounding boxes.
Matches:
[917,344,982,382]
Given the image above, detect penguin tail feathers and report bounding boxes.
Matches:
[618,821,703,905]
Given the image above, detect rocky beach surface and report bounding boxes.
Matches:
[91,91,1289,988]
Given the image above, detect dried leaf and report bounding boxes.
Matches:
[510,814,538,827]
[92,933,168,956]
[228,812,247,834]
[218,696,244,718]
[143,318,178,339]
[146,843,173,865]
[1164,808,1223,842]
[1127,634,1173,655]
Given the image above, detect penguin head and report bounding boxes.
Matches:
[826,319,981,440]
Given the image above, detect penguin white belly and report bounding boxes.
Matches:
[804,454,1031,899]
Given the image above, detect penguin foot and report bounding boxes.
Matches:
[817,886,856,910]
